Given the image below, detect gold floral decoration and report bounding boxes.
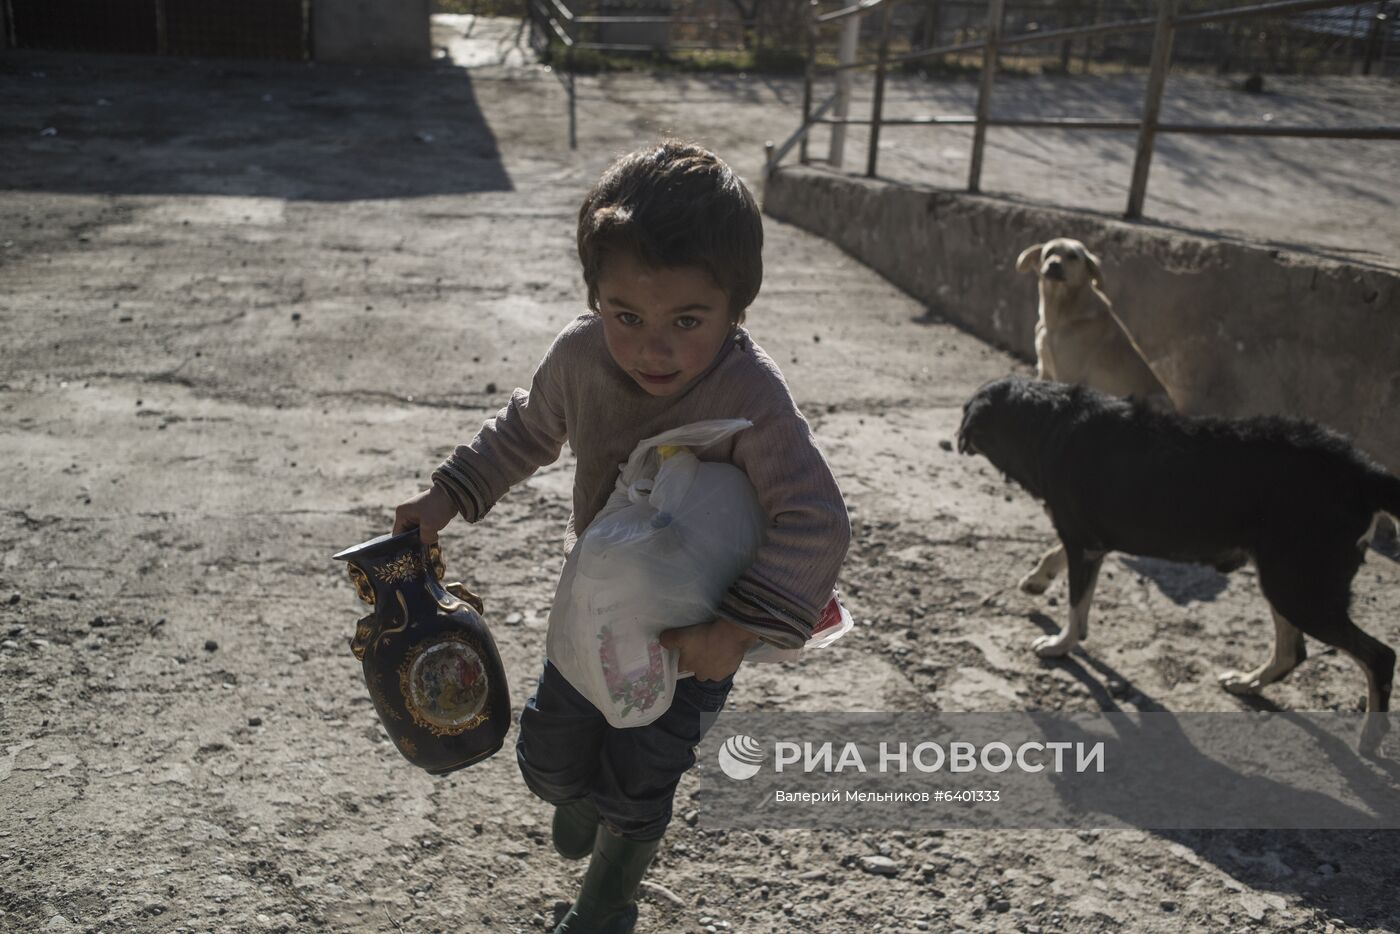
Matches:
[375,552,424,584]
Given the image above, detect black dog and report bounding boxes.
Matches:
[957,376,1399,754]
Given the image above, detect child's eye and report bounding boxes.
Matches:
[615,312,642,326]
[675,316,702,330]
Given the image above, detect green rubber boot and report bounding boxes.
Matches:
[552,799,600,861]
[551,826,662,934]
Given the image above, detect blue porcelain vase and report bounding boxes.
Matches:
[333,529,510,774]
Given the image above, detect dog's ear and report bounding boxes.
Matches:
[1084,248,1105,288]
[1015,243,1043,274]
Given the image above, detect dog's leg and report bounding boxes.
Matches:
[1020,544,1067,595]
[1364,512,1397,551]
[1217,606,1308,695]
[1034,325,1055,382]
[1033,547,1103,658]
[1359,512,1381,553]
[1256,547,1393,755]
[1327,618,1395,756]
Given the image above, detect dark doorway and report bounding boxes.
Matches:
[7,0,158,55]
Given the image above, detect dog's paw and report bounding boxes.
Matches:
[1032,633,1073,658]
[1359,713,1390,758]
[1019,573,1051,595]
[1216,669,1264,695]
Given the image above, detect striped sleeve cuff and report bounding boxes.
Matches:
[431,459,488,524]
[717,582,816,651]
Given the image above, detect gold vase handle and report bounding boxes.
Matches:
[444,581,485,616]
[427,542,486,614]
[350,614,377,661]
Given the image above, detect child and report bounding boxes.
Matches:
[393,140,850,934]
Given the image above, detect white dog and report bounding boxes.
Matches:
[1015,238,1173,594]
[1016,237,1171,405]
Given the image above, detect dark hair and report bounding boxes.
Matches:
[577,140,763,323]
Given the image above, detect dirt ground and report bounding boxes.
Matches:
[3,15,1400,934]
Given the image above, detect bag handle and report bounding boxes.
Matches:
[615,419,754,490]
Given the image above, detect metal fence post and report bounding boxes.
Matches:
[829,14,860,169]
[866,1,892,178]
[1362,0,1392,75]
[968,0,1005,192]
[1383,1,1394,72]
[800,0,817,164]
[567,44,577,150]
[1126,0,1177,218]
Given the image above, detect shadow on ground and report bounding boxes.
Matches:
[1,51,512,200]
[1121,555,1231,605]
[1032,648,1400,932]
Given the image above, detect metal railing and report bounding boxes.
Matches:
[766,0,1400,219]
[525,0,775,147]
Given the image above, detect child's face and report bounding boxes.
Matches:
[596,251,734,397]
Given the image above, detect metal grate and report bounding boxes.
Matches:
[163,0,307,60]
[7,0,159,54]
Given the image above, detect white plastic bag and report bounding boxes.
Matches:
[546,420,766,728]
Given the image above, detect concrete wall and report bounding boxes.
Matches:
[764,165,1400,472]
[313,0,430,64]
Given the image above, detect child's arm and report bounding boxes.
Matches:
[393,334,571,537]
[717,387,851,649]
[431,380,568,523]
[664,381,852,679]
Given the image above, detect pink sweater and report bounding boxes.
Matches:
[432,313,850,649]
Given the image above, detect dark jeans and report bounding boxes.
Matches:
[516,659,734,841]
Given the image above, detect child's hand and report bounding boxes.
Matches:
[392,484,457,544]
[659,617,759,682]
